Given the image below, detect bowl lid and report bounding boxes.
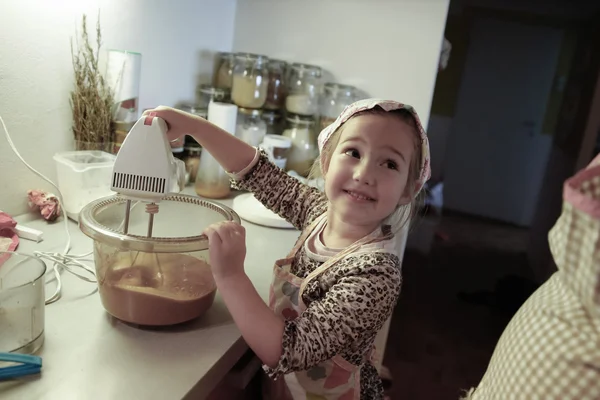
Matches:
[79,194,240,253]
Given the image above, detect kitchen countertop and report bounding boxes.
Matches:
[0,188,300,400]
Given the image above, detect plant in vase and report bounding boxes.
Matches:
[70,14,114,153]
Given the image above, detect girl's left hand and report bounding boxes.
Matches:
[203,221,247,280]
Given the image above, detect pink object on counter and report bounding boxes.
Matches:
[27,189,61,222]
[0,211,19,267]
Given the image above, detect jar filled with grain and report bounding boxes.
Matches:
[281,115,318,177]
[319,83,359,131]
[196,84,230,109]
[231,52,269,109]
[236,108,267,147]
[214,52,235,90]
[285,63,322,117]
[264,59,287,111]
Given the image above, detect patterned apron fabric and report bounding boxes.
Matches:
[263,213,387,400]
[464,155,600,399]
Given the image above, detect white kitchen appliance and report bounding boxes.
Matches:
[79,112,240,326]
[110,113,186,235]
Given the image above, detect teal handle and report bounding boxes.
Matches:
[0,352,42,380]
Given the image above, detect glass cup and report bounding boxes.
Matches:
[0,252,46,354]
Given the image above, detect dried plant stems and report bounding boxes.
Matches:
[70,14,114,151]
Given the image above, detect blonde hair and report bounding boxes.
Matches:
[308,107,424,233]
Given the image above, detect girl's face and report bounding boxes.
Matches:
[323,113,416,230]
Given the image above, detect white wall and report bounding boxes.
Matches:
[232,0,450,129]
[0,0,450,217]
[0,0,236,216]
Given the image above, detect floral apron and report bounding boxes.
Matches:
[262,212,390,400]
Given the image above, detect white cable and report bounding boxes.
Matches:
[0,113,96,304]
[33,251,96,283]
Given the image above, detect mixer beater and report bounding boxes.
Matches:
[121,200,160,237]
[109,112,187,280]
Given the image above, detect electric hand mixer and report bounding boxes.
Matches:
[111,113,186,236]
[77,110,238,326]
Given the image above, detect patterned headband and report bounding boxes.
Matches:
[317,98,431,194]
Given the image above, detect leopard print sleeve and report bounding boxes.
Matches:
[231,150,328,230]
[263,252,402,378]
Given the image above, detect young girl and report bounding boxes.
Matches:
[144,98,430,399]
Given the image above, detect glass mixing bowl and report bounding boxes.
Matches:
[79,194,240,326]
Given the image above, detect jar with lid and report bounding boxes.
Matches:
[264,59,287,111]
[236,108,267,147]
[319,83,359,131]
[285,63,322,117]
[172,147,189,183]
[214,52,235,90]
[231,52,269,109]
[194,102,238,199]
[282,115,318,177]
[176,102,208,119]
[196,85,230,108]
[195,150,231,199]
[184,144,201,184]
[261,110,283,135]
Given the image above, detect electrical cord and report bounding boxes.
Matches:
[1,113,98,304]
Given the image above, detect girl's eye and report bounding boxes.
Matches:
[385,160,398,170]
[344,149,360,159]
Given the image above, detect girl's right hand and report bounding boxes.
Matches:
[142,106,204,143]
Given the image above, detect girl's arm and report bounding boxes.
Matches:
[204,220,401,374]
[145,106,327,230]
[143,106,256,174]
[263,256,402,376]
[230,150,327,230]
[203,221,284,367]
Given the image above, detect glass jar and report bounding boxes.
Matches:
[196,85,230,108]
[285,63,322,117]
[261,110,283,135]
[176,102,208,119]
[184,145,201,184]
[171,148,189,185]
[319,83,359,131]
[195,150,231,199]
[0,251,46,354]
[282,115,318,177]
[264,59,287,111]
[214,52,235,90]
[236,108,267,147]
[195,102,238,199]
[231,52,269,109]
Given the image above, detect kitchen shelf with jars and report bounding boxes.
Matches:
[171,51,363,200]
